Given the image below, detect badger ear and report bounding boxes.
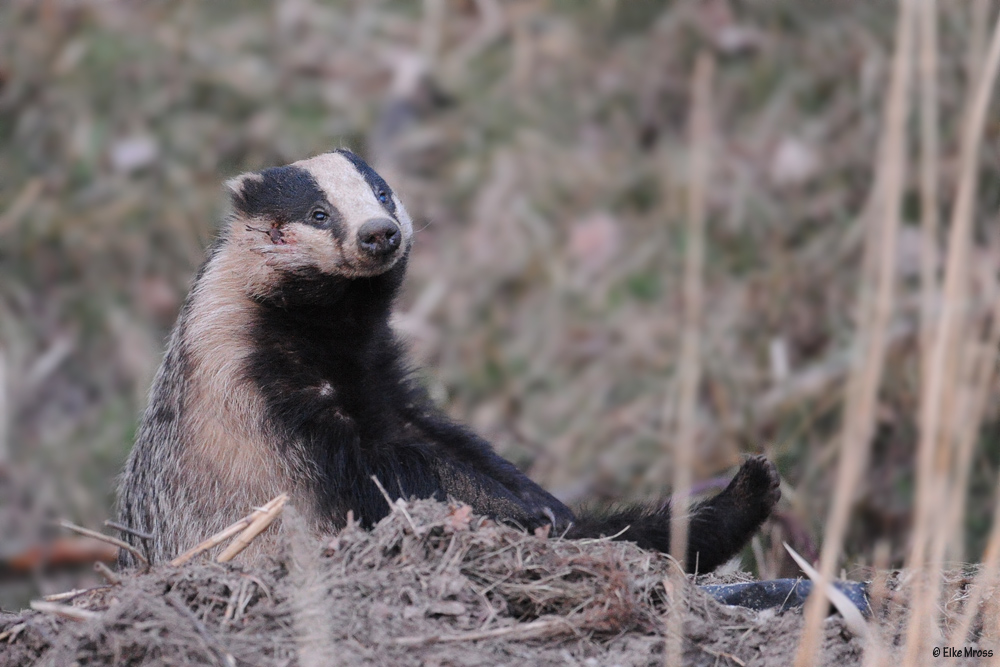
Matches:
[225,172,265,216]
[224,172,256,198]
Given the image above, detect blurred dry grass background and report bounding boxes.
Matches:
[2,0,1000,609]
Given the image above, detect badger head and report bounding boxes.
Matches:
[221,150,414,300]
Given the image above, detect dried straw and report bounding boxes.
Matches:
[29,600,101,622]
[951,461,1000,645]
[216,494,288,563]
[794,0,916,663]
[917,0,938,370]
[0,348,7,464]
[902,9,1000,663]
[170,494,288,566]
[939,271,1000,566]
[58,519,147,567]
[670,50,714,572]
[664,49,714,667]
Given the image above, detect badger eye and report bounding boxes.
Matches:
[377,190,388,203]
[312,210,328,223]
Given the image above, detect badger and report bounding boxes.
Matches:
[116,150,780,571]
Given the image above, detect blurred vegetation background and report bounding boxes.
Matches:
[2,0,999,605]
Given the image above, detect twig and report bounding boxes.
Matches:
[165,594,237,667]
[388,617,575,646]
[30,600,101,622]
[370,475,421,535]
[216,494,288,563]
[570,524,632,544]
[58,519,147,567]
[0,623,25,643]
[43,586,111,603]
[170,493,288,566]
[94,561,121,585]
[2,538,117,572]
[699,645,746,667]
[103,519,154,542]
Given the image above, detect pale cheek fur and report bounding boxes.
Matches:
[222,220,351,296]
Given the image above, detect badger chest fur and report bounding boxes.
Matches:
[117,150,780,570]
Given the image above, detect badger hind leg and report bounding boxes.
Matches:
[684,455,781,573]
[565,456,780,573]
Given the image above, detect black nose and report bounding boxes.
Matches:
[357,218,402,258]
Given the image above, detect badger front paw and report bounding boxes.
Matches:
[526,503,574,535]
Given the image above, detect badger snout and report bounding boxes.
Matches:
[357,218,402,258]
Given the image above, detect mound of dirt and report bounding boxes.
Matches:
[0,500,864,666]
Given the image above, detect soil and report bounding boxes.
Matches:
[0,500,988,666]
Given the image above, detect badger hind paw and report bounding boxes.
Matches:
[723,455,781,523]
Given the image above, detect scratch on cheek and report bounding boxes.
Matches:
[269,223,287,245]
[245,223,292,247]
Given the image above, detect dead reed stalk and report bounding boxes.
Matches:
[794,0,916,663]
[29,600,101,622]
[664,50,714,667]
[58,519,147,567]
[389,617,576,646]
[0,348,7,464]
[952,446,1000,645]
[170,493,289,566]
[670,49,714,574]
[902,8,1000,662]
[216,494,288,563]
[968,0,992,87]
[933,263,1000,573]
[917,0,938,371]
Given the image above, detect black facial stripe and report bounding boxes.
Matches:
[231,165,346,240]
[335,149,397,217]
[321,205,347,242]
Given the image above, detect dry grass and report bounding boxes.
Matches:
[664,46,715,667]
[0,499,868,667]
[796,0,915,662]
[903,7,1000,663]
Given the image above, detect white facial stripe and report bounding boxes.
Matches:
[292,153,388,231]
